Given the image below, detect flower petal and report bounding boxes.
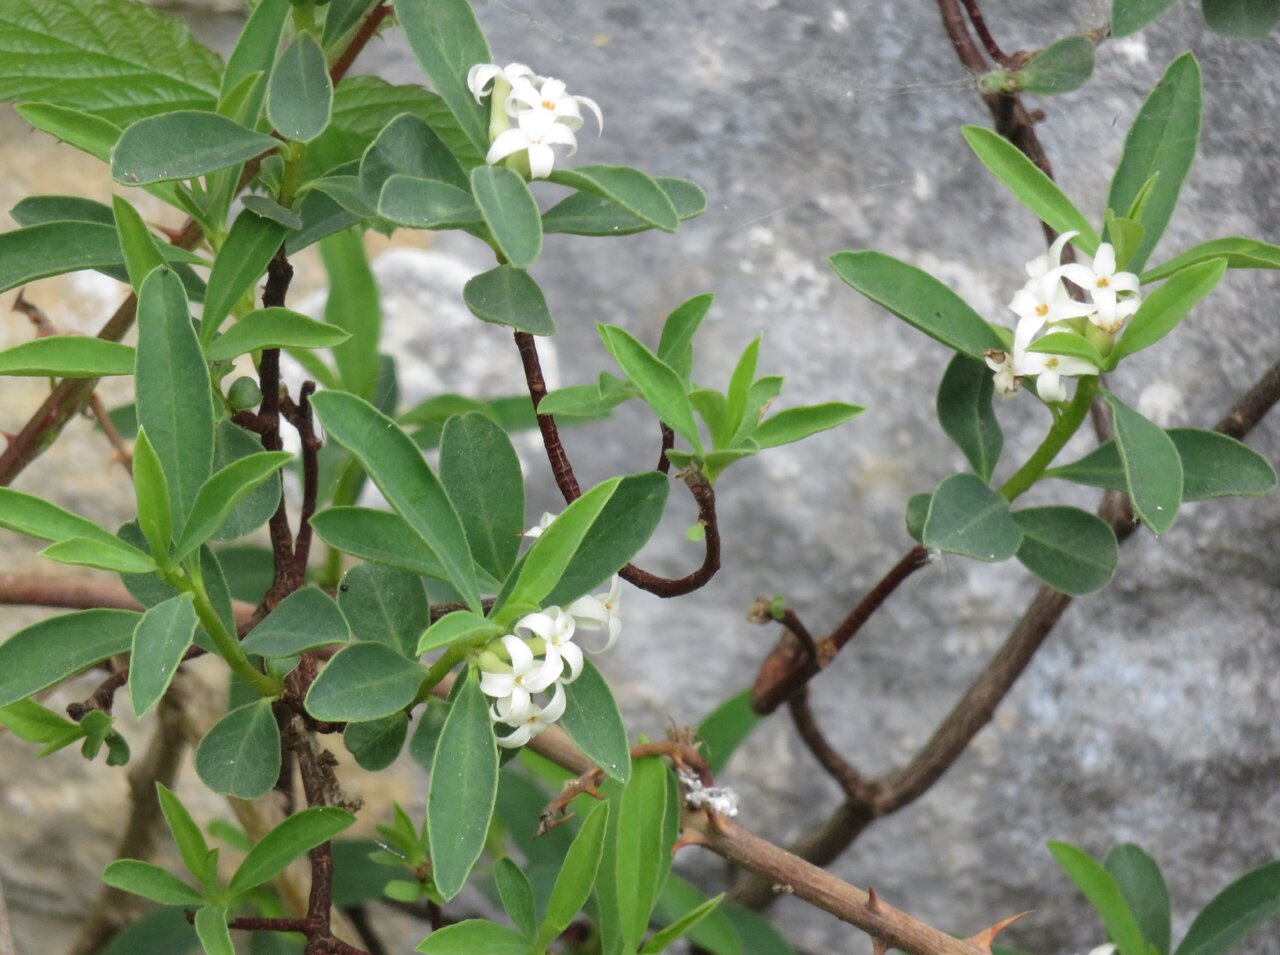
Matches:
[574,95,604,134]
[540,681,567,724]
[486,128,531,165]
[501,633,534,673]
[527,142,556,179]
[497,723,533,749]
[1094,243,1117,276]
[467,63,502,101]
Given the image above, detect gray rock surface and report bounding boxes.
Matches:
[2,1,1279,953]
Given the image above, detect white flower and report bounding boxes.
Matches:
[566,575,622,653]
[506,76,603,134]
[467,62,538,103]
[1089,292,1140,335]
[514,607,582,684]
[1009,268,1093,330]
[1060,243,1140,316]
[524,512,557,539]
[985,313,1097,403]
[486,107,579,179]
[1024,230,1078,282]
[478,634,559,723]
[494,681,567,749]
[1086,946,1117,955]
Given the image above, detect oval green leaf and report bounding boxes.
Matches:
[1106,843,1172,955]
[1104,392,1182,534]
[174,451,292,560]
[308,506,449,580]
[1141,236,1280,284]
[0,609,139,708]
[415,919,530,955]
[936,354,1003,483]
[241,587,351,658]
[267,33,333,143]
[1174,859,1280,955]
[440,412,525,581]
[379,175,483,229]
[343,713,409,771]
[201,211,288,341]
[338,563,431,658]
[559,659,631,783]
[1012,506,1118,595]
[0,337,134,378]
[922,472,1023,562]
[1016,35,1096,94]
[102,860,204,907]
[463,265,555,336]
[539,800,610,946]
[1202,0,1280,38]
[229,806,355,894]
[206,308,350,361]
[129,593,199,718]
[548,164,680,233]
[753,402,865,451]
[598,324,702,451]
[194,699,282,799]
[1049,841,1150,955]
[304,642,425,722]
[1113,258,1226,362]
[543,176,706,237]
[112,111,279,185]
[428,669,499,901]
[830,250,1004,360]
[471,165,543,268]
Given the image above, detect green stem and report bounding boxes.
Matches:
[169,569,283,697]
[998,376,1099,502]
[415,646,471,705]
[278,141,307,209]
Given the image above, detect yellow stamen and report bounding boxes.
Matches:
[1035,303,1049,317]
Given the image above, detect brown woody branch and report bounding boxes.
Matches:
[514,330,722,597]
[0,573,256,625]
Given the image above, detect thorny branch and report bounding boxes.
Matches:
[514,330,722,597]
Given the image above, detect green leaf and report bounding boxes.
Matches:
[206,308,350,361]
[1025,331,1106,369]
[415,920,530,955]
[549,165,680,233]
[174,451,292,560]
[309,507,449,580]
[97,908,198,955]
[193,906,233,955]
[221,0,290,119]
[504,478,620,614]
[539,800,611,947]
[112,195,167,290]
[112,111,279,185]
[0,0,222,125]
[344,713,409,771]
[658,293,714,379]
[241,588,351,657]
[697,688,763,776]
[599,324,702,452]
[1104,393,1182,534]
[305,642,426,722]
[428,669,499,901]
[1106,844,1171,955]
[379,175,482,229]
[129,594,198,718]
[359,113,469,204]
[1112,0,1178,36]
[0,700,83,756]
[440,413,525,581]
[102,860,204,907]
[936,355,1003,483]
[240,195,303,230]
[1112,258,1226,362]
[15,102,119,163]
[536,382,632,418]
[922,473,1023,561]
[617,758,672,949]
[463,265,555,336]
[1049,841,1150,955]
[1174,859,1280,955]
[559,660,631,783]
[1015,36,1096,94]
[905,491,931,542]
[1012,507,1118,595]
[0,337,134,377]
[338,563,431,657]
[311,391,482,611]
[408,697,449,774]
[723,337,761,440]
[0,487,121,548]
[40,536,157,574]
[655,876,742,955]
[229,807,355,895]
[544,472,670,607]
[417,611,503,656]
[11,194,115,227]
[641,893,727,954]
[267,33,333,144]
[471,165,543,268]
[201,211,288,341]
[1142,237,1280,283]
[210,420,281,542]
[194,699,282,799]
[1202,0,1280,38]
[136,267,214,529]
[542,176,706,237]
[392,0,492,154]
[830,250,1004,359]
[0,221,195,295]
[752,402,865,451]
[1106,53,1202,272]
[495,858,537,940]
[156,782,217,892]
[1044,427,1275,503]
[318,229,381,400]
[1106,213,1146,272]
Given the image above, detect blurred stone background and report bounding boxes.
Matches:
[2,0,1279,953]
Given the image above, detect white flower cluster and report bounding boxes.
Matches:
[466,62,603,179]
[479,514,621,749]
[984,233,1141,402]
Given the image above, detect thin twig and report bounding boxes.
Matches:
[0,573,256,625]
[959,0,1011,66]
[513,330,723,597]
[88,393,133,473]
[788,688,879,803]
